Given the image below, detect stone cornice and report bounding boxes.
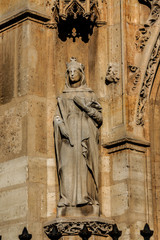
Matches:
[103,136,150,153]
[0,9,50,31]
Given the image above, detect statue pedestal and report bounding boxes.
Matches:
[57,205,100,218]
[44,216,115,239]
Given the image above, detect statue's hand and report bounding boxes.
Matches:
[54,116,69,139]
[59,124,69,139]
[54,116,63,126]
[73,96,87,111]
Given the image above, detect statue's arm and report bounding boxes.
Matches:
[85,105,102,127]
[73,96,102,128]
[53,112,69,139]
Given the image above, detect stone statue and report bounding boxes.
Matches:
[53,57,102,217]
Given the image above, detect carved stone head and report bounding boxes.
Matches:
[65,57,86,88]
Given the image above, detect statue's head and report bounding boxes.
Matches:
[65,57,86,88]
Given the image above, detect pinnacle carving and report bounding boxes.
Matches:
[51,0,103,23]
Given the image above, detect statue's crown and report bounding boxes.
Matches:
[66,57,85,71]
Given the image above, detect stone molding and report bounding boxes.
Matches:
[103,136,150,153]
[135,0,160,126]
[44,217,114,238]
[0,9,50,32]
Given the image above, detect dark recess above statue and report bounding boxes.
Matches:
[50,0,106,42]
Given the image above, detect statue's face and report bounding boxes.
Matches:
[68,67,81,83]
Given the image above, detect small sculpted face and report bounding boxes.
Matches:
[68,67,81,83]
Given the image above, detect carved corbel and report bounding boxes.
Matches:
[105,65,120,85]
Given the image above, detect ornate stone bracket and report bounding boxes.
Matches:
[136,0,160,52]
[136,34,160,126]
[105,65,120,85]
[44,217,115,239]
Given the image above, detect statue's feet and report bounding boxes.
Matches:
[57,198,70,207]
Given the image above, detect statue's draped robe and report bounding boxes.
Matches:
[54,87,102,207]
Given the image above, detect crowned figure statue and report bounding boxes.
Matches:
[54,57,103,217]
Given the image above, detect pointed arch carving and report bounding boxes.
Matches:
[135,0,160,126]
[136,0,160,52]
[136,33,160,125]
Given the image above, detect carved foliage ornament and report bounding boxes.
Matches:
[136,0,160,52]
[128,65,141,90]
[105,65,120,85]
[136,34,160,125]
[135,27,151,52]
[44,221,113,237]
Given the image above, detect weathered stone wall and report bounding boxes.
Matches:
[0,0,159,239]
[0,17,55,239]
